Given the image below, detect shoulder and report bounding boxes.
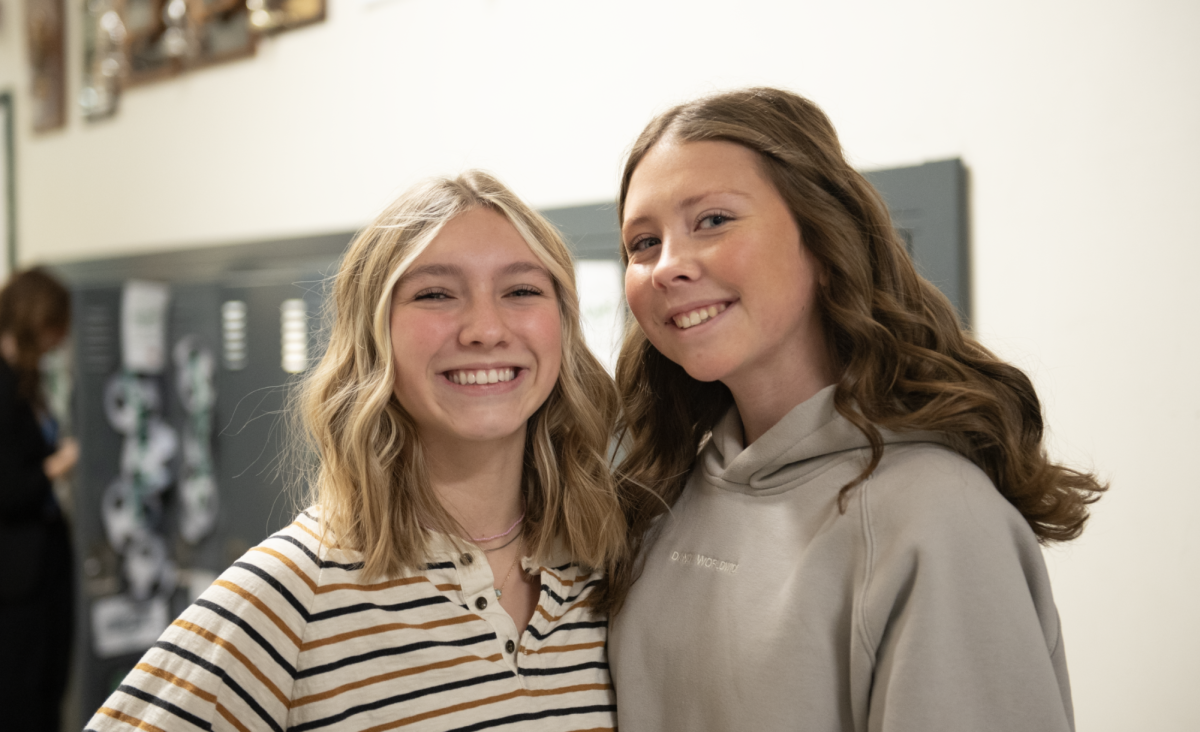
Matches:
[865,442,1034,550]
[241,509,367,592]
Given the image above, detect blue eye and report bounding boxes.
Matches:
[699,213,732,229]
[628,236,660,254]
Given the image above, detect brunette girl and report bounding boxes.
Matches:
[602,88,1104,732]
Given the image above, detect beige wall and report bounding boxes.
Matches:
[3,0,1198,727]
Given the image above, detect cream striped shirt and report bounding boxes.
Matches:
[86,511,616,732]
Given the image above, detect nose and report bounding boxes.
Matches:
[650,233,701,290]
[459,295,510,348]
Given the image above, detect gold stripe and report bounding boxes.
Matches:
[252,546,454,595]
[212,579,303,648]
[216,703,254,732]
[293,520,333,547]
[95,707,168,732]
[536,597,590,623]
[357,683,612,732]
[248,547,319,594]
[133,663,217,704]
[301,614,480,651]
[290,653,502,707]
[173,619,290,708]
[316,575,432,594]
[521,640,606,655]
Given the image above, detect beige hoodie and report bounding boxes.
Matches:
[609,385,1073,732]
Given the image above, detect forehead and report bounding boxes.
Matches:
[414,208,546,271]
[396,207,557,291]
[625,140,772,211]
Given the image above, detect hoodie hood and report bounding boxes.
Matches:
[701,384,946,494]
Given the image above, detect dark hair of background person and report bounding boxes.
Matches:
[0,268,71,409]
[596,87,1107,615]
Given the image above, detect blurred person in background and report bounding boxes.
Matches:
[0,267,78,732]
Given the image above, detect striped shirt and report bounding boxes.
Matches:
[86,511,616,732]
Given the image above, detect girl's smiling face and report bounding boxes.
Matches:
[390,207,562,451]
[621,139,833,420]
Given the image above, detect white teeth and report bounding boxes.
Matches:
[673,303,727,329]
[449,368,516,385]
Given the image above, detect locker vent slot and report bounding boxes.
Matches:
[221,300,248,371]
[280,299,308,373]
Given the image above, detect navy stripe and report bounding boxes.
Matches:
[115,683,212,731]
[194,599,297,678]
[517,660,609,677]
[445,704,617,732]
[231,560,453,624]
[309,594,454,623]
[232,561,310,618]
[525,619,606,642]
[296,633,497,679]
[272,534,363,572]
[542,577,602,607]
[155,640,284,732]
[289,671,515,732]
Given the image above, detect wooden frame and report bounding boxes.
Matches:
[25,0,67,132]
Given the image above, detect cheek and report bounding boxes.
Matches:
[535,310,564,380]
[624,269,655,325]
[389,314,443,377]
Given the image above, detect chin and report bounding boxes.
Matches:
[676,358,733,385]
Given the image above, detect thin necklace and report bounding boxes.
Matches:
[495,540,522,599]
[471,512,525,543]
[483,530,521,553]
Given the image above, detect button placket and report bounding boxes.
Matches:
[456,547,524,672]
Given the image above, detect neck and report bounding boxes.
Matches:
[422,427,526,540]
[724,345,836,447]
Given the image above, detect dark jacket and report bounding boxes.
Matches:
[0,357,59,602]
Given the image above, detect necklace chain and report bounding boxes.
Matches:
[494,539,522,599]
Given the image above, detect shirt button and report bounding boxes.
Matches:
[460,553,474,565]
[505,640,516,654]
[474,596,488,610]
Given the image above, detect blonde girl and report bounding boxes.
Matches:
[89,171,624,732]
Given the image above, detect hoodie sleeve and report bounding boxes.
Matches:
[855,447,1074,732]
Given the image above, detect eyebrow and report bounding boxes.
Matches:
[622,189,753,234]
[398,260,551,286]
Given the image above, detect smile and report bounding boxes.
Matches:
[446,368,518,385]
[672,303,728,330]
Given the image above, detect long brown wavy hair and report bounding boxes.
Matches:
[295,171,626,581]
[0,267,70,411]
[597,87,1106,614]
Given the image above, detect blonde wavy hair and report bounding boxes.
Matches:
[297,171,625,580]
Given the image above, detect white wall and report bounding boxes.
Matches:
[3,0,1198,727]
